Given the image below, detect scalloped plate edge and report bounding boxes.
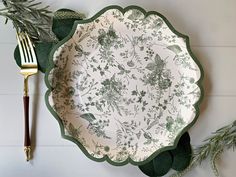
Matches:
[44,5,204,166]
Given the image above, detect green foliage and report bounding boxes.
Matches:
[139,132,192,176]
[14,8,85,73]
[170,120,236,177]
[139,160,156,177]
[97,26,118,49]
[171,142,192,171]
[138,151,173,177]
[80,113,96,122]
[153,151,173,176]
[52,9,84,40]
[68,123,81,139]
[167,45,182,54]
[1,0,57,42]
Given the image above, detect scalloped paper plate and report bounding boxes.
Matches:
[45,5,203,166]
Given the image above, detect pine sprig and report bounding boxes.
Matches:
[170,120,236,177]
[210,147,223,176]
[0,0,58,42]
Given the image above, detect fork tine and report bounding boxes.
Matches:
[17,33,27,65]
[17,32,37,65]
[25,33,37,64]
[19,33,31,64]
[21,33,32,63]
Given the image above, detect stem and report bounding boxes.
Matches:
[169,120,236,177]
[0,0,57,42]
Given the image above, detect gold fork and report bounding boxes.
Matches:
[17,32,38,161]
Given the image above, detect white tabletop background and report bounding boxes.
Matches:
[0,0,236,177]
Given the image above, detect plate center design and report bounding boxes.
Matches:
[46,7,202,164]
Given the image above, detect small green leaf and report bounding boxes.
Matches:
[131,90,138,96]
[167,45,182,54]
[153,18,163,31]
[153,151,173,176]
[147,119,151,125]
[118,64,125,71]
[147,120,158,130]
[80,113,96,122]
[170,141,192,171]
[166,122,173,131]
[154,53,162,63]
[68,123,80,138]
[138,160,156,176]
[127,60,135,67]
[178,132,191,145]
[143,101,148,107]
[146,62,156,71]
[52,9,84,41]
[136,131,141,139]
[154,54,165,72]
[144,132,152,139]
[5,18,8,24]
[144,139,152,145]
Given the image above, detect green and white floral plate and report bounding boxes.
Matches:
[45,5,203,166]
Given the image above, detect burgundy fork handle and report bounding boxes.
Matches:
[23,96,31,147]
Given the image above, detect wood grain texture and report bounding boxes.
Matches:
[0,0,235,177]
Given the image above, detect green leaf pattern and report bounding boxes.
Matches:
[48,8,201,163]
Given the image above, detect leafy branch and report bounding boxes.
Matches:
[0,0,57,42]
[170,120,236,177]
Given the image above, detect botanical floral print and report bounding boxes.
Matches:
[47,7,202,164]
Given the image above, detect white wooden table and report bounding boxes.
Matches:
[0,0,235,176]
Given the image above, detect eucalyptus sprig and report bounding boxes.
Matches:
[0,0,57,42]
[170,120,236,177]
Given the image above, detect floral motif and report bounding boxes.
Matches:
[46,6,202,165]
[98,27,118,49]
